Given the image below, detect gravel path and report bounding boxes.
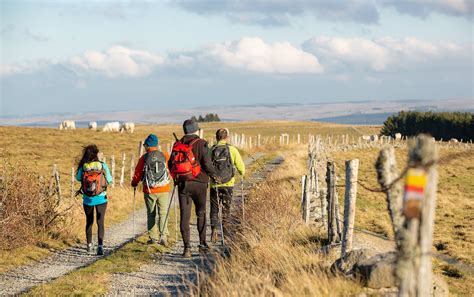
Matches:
[107,153,284,296]
[0,204,148,295]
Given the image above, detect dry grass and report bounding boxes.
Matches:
[202,145,362,296]
[0,159,67,249]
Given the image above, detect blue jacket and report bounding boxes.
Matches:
[76,161,113,206]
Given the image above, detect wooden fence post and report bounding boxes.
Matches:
[53,164,61,202]
[130,154,135,182]
[111,155,116,188]
[257,134,261,147]
[334,183,342,241]
[341,159,359,258]
[326,161,337,244]
[71,166,75,198]
[301,175,308,222]
[396,135,439,296]
[376,146,404,248]
[138,141,144,158]
[120,153,126,187]
[304,174,311,224]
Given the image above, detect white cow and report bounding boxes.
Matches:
[102,122,121,132]
[362,135,371,141]
[395,133,402,140]
[120,122,135,134]
[450,138,459,143]
[59,120,76,130]
[88,121,97,131]
[370,134,379,142]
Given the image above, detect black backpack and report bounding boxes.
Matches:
[142,150,170,189]
[211,144,234,184]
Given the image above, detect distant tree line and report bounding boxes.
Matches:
[381,111,474,141]
[192,113,221,123]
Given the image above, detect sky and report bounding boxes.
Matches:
[0,0,473,116]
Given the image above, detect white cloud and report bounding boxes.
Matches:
[202,37,324,74]
[303,36,465,72]
[69,46,164,77]
[0,60,53,76]
[382,0,473,19]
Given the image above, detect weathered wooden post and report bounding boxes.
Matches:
[120,153,126,187]
[130,154,135,182]
[53,164,61,202]
[257,134,261,147]
[249,136,252,149]
[334,186,343,241]
[376,146,404,247]
[341,159,359,258]
[326,161,337,243]
[301,175,306,221]
[397,135,438,296]
[111,155,116,188]
[297,133,301,144]
[71,166,75,198]
[304,174,311,224]
[138,141,144,157]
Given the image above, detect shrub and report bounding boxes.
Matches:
[0,159,69,250]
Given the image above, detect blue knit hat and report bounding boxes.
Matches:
[144,134,158,147]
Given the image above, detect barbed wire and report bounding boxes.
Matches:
[331,149,473,194]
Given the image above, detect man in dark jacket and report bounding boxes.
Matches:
[169,119,218,258]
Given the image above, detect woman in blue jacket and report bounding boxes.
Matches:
[76,144,112,255]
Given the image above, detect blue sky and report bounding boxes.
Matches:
[1,0,473,116]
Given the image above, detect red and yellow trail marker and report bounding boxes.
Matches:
[403,168,427,219]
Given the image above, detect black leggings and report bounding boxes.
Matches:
[178,181,208,248]
[83,202,107,245]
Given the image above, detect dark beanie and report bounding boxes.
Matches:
[183,119,199,134]
[144,134,158,147]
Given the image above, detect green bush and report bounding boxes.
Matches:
[381,111,473,141]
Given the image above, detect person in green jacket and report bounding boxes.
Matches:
[210,128,245,243]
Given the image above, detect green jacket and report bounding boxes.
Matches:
[210,140,245,188]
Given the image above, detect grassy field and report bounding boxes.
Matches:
[0,121,378,271]
[2,121,470,295]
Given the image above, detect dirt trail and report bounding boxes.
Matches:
[106,153,284,296]
[0,202,148,295]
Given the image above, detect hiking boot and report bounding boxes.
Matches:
[86,243,93,253]
[199,244,210,254]
[159,237,168,247]
[182,248,192,258]
[97,246,104,256]
[210,228,218,244]
[147,239,158,245]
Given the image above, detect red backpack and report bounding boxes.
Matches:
[81,162,108,196]
[169,138,201,181]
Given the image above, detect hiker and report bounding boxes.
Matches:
[76,144,112,256]
[169,118,218,258]
[210,128,245,243]
[131,134,172,246]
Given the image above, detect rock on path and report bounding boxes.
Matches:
[107,154,284,296]
[0,205,148,295]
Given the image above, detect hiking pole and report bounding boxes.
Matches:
[133,187,136,238]
[159,186,177,243]
[241,178,245,227]
[174,185,178,243]
[218,187,225,248]
[217,186,231,257]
